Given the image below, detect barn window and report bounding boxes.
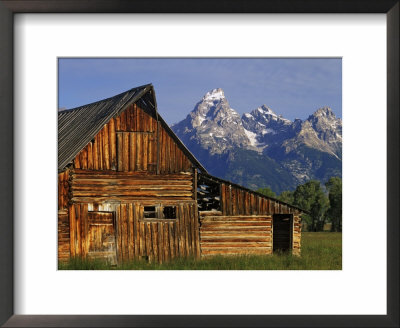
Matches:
[144,206,157,219]
[143,205,177,220]
[163,206,176,219]
[197,174,221,211]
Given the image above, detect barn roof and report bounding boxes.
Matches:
[58,84,207,173]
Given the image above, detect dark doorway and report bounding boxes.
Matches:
[273,214,293,253]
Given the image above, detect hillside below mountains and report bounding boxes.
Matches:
[172,88,342,194]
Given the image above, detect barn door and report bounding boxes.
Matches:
[87,211,117,265]
[273,214,293,253]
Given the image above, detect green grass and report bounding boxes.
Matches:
[59,232,342,270]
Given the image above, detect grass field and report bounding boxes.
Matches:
[59,232,342,270]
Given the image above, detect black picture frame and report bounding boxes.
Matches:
[0,1,398,327]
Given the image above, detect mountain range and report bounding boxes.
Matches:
[172,88,342,194]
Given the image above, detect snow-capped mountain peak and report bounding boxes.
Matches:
[172,88,342,191]
[312,106,337,119]
[256,104,277,117]
[244,105,291,125]
[203,88,225,102]
[172,88,256,154]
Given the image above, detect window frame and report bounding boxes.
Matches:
[141,204,178,221]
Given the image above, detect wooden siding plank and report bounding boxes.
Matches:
[228,185,232,216]
[145,222,152,261]
[124,204,129,261]
[178,205,185,257]
[120,109,127,131]
[116,205,122,263]
[93,137,99,170]
[109,118,116,170]
[232,188,238,216]
[135,104,140,131]
[143,133,148,171]
[117,133,122,171]
[158,222,163,263]
[148,133,153,171]
[104,123,110,170]
[75,204,82,256]
[139,221,145,257]
[194,205,200,258]
[126,106,132,131]
[151,223,158,262]
[123,132,129,172]
[191,203,197,255]
[81,148,88,170]
[168,222,175,259]
[115,115,121,131]
[99,130,104,170]
[129,133,136,171]
[128,203,134,261]
[168,135,173,173]
[163,222,169,261]
[184,204,190,256]
[87,142,93,170]
[69,205,76,257]
[133,203,140,259]
[174,216,180,257]
[160,129,165,174]
[139,105,144,131]
[136,133,141,171]
[74,154,80,169]
[80,203,88,257]
[170,137,175,173]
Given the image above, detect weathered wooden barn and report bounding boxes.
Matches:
[58,84,303,264]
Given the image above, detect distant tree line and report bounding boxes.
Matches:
[257,177,342,232]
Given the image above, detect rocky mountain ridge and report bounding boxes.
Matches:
[172,88,342,193]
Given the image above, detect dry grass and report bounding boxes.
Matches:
[59,232,342,270]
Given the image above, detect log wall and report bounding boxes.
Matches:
[58,210,70,261]
[199,215,273,256]
[69,169,194,203]
[221,183,298,216]
[68,201,200,263]
[58,170,70,210]
[72,104,192,173]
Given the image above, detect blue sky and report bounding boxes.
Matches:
[58,58,342,125]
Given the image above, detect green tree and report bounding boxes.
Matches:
[278,190,294,204]
[325,177,342,232]
[257,187,276,198]
[293,180,329,232]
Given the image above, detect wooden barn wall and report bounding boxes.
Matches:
[220,183,298,216]
[72,103,192,173]
[58,170,71,261]
[68,202,200,263]
[58,170,70,210]
[58,210,70,261]
[292,215,301,256]
[69,169,194,203]
[199,214,273,256]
